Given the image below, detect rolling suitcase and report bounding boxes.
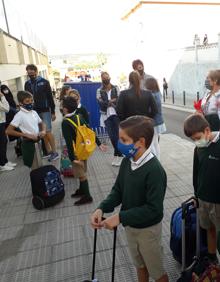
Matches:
[176,197,220,282]
[30,143,65,210]
[84,226,117,282]
[170,197,207,267]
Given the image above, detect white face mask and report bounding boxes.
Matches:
[194,137,209,148]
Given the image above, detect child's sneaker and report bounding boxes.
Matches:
[74,195,93,205]
[114,156,123,167]
[111,156,117,166]
[0,164,14,171]
[71,189,84,198]
[42,152,52,159]
[48,152,59,162]
[6,161,17,167]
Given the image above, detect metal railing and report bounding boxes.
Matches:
[162,90,201,108]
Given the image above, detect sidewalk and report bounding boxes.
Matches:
[0,116,195,281]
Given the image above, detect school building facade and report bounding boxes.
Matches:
[0,0,50,97]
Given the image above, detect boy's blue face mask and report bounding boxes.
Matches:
[22,103,33,111]
[117,140,139,158]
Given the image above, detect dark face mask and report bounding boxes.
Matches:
[22,103,33,111]
[138,69,144,76]
[205,78,213,91]
[29,75,36,81]
[102,79,110,86]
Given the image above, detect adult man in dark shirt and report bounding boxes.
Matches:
[24,64,58,161]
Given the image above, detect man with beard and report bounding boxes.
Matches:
[97,72,123,166]
[132,59,154,90]
[24,64,58,162]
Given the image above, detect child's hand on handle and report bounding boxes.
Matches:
[38,130,46,138]
[91,209,103,229]
[101,214,120,230]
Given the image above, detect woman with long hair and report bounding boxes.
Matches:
[116,71,159,157]
[116,71,157,121]
[145,78,166,159]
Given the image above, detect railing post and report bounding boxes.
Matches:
[172,90,175,104]
[183,91,186,106]
[197,91,200,101]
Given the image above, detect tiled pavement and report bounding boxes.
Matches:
[0,113,196,282]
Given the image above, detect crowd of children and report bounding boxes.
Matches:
[2,65,220,281]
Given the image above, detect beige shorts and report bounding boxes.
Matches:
[125,222,165,280]
[72,160,87,178]
[198,199,220,231]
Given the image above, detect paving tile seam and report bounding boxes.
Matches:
[0,246,130,276]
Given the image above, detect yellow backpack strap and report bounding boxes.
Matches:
[65,118,78,128]
[76,115,81,126]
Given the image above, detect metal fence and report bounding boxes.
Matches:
[162,90,201,108]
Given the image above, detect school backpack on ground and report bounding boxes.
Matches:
[30,164,65,210]
[65,115,96,160]
[30,143,65,210]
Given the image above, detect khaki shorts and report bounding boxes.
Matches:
[72,160,87,178]
[198,199,220,231]
[125,222,165,280]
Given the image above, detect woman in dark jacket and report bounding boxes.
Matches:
[116,71,158,157]
[116,71,158,121]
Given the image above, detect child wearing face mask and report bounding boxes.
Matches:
[6,91,46,170]
[184,113,220,264]
[91,115,169,282]
[68,89,89,123]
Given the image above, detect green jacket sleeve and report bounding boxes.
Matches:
[193,147,198,197]
[119,168,166,226]
[61,120,76,161]
[98,173,122,213]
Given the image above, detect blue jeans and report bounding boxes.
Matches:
[38,111,52,132]
[104,115,122,157]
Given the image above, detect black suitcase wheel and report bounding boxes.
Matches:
[32,196,45,210]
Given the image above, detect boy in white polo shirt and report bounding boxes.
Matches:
[6,91,46,169]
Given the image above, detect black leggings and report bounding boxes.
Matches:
[0,123,8,166]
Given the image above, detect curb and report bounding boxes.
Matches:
[162,103,194,113]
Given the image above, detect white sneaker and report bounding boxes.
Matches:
[6,161,17,167]
[114,156,123,167]
[111,156,117,166]
[0,164,14,171]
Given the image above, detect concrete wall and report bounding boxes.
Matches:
[168,44,220,101]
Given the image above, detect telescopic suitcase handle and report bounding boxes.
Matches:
[85,218,117,282]
[181,196,200,272]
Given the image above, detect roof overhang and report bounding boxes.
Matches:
[121,1,220,21]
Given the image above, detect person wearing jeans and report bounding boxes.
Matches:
[97,72,122,166]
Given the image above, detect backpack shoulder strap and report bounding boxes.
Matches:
[76,115,81,126]
[65,117,78,128]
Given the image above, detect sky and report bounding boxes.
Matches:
[6,0,220,81]
[14,0,220,56]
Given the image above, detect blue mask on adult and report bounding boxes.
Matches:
[22,103,33,111]
[117,141,139,158]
